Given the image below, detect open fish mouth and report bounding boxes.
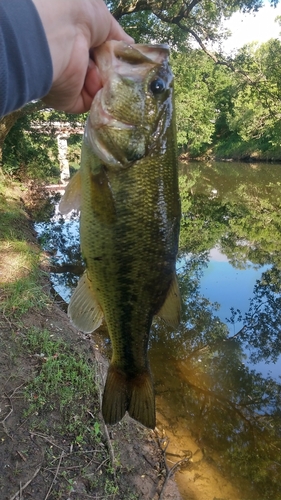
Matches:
[92,90,136,131]
[94,41,170,77]
[85,92,137,168]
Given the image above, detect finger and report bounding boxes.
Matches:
[107,17,134,44]
[64,63,102,113]
[84,60,102,100]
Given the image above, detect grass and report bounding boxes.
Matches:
[22,327,101,440]
[20,327,121,498]
[0,246,50,317]
[0,176,51,317]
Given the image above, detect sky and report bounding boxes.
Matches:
[220,3,281,53]
[200,250,280,380]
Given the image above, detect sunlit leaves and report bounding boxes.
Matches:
[215,39,281,159]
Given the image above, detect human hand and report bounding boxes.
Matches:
[32,0,133,113]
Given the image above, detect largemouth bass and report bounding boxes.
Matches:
[60,41,181,429]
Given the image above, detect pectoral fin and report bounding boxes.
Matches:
[68,272,103,333]
[89,168,116,225]
[59,170,81,214]
[156,273,181,328]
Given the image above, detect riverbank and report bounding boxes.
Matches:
[180,141,281,163]
[0,174,182,500]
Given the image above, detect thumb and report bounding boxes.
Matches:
[106,17,134,44]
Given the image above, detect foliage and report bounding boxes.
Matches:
[2,111,60,181]
[23,328,100,439]
[1,108,86,181]
[109,0,277,50]
[172,50,217,156]
[214,39,281,159]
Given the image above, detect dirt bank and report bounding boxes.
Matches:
[0,177,182,500]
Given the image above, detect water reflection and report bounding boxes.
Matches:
[151,253,281,499]
[36,211,82,301]
[36,161,281,500]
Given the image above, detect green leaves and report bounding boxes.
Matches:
[215,39,281,159]
[172,50,221,156]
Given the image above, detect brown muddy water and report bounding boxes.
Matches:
[36,161,281,500]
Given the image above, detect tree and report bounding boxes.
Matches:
[214,39,281,159]
[109,0,279,54]
[172,50,216,156]
[1,109,86,181]
[0,102,44,163]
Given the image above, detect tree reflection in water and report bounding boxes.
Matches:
[36,161,281,500]
[36,211,82,300]
[150,254,281,500]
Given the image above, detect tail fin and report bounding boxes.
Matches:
[102,365,155,429]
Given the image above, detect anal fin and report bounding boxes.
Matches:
[68,272,103,333]
[156,273,181,328]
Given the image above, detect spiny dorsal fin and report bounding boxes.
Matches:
[156,273,181,328]
[102,366,156,429]
[68,272,103,333]
[59,170,81,214]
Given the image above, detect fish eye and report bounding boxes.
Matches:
[150,78,166,95]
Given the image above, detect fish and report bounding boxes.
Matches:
[59,41,181,429]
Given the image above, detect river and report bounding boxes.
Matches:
[36,161,281,500]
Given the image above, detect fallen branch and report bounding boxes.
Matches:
[159,456,191,500]
[29,431,66,452]
[9,466,42,500]
[44,451,64,500]
[156,430,192,500]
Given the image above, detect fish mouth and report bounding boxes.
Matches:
[94,41,170,77]
[93,90,135,131]
[85,91,137,168]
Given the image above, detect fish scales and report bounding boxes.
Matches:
[82,151,179,362]
[60,41,181,429]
